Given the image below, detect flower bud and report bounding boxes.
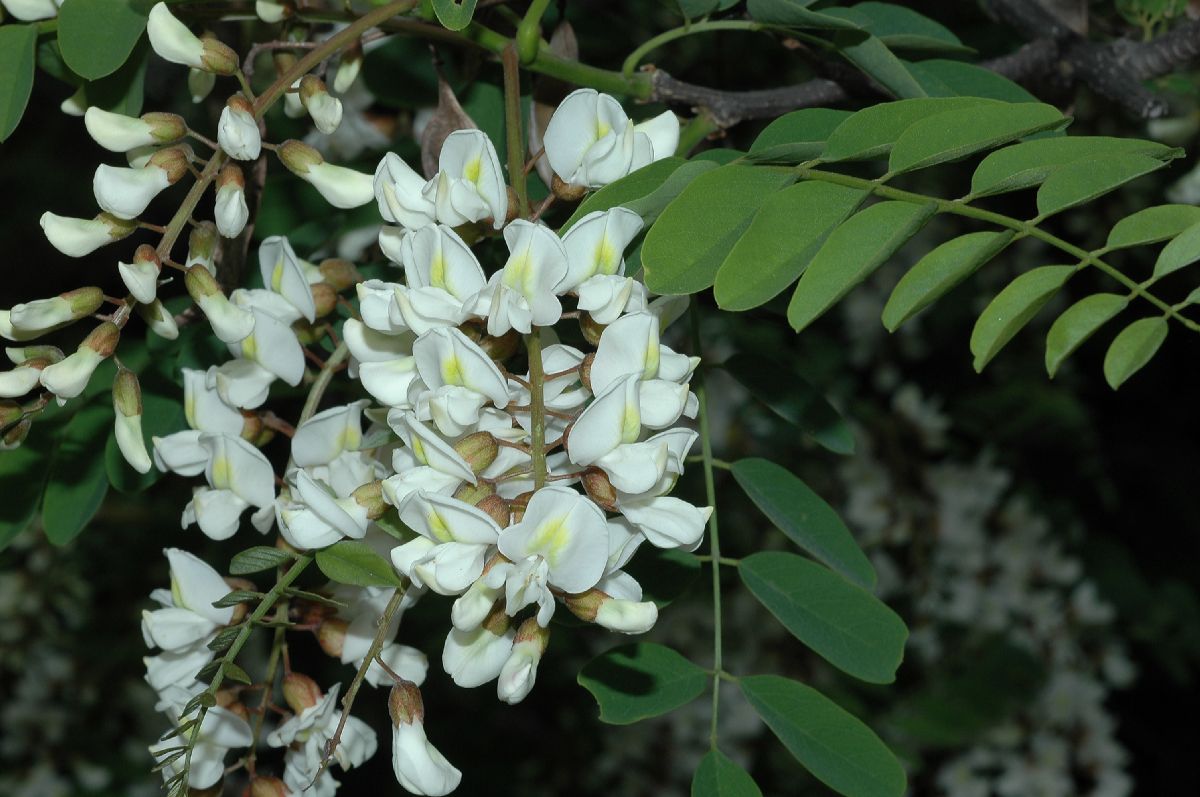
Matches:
[9,287,104,337]
[218,94,261,161]
[475,496,511,530]
[563,588,658,634]
[299,75,343,135]
[388,679,425,727]
[1,417,31,450]
[93,154,179,220]
[509,490,533,524]
[317,258,362,291]
[255,1,291,24]
[40,212,136,258]
[214,164,250,238]
[282,672,323,713]
[317,616,348,659]
[118,244,162,304]
[149,145,192,183]
[551,173,588,202]
[0,363,42,398]
[351,479,387,520]
[6,345,63,365]
[187,220,219,275]
[39,322,119,399]
[580,313,605,347]
[84,108,185,152]
[60,87,87,117]
[333,40,363,94]
[497,618,550,705]
[249,776,289,797]
[188,67,215,103]
[147,4,237,74]
[581,467,618,512]
[0,400,23,430]
[278,140,374,209]
[186,265,255,343]
[451,431,498,474]
[113,367,152,474]
[137,299,179,340]
[479,329,520,362]
[452,481,495,506]
[310,282,337,318]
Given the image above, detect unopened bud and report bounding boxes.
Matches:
[40,212,136,258]
[82,321,120,357]
[187,220,218,274]
[200,35,239,76]
[215,164,249,238]
[114,366,151,474]
[112,367,142,418]
[317,616,348,658]
[311,282,337,318]
[188,67,215,103]
[186,266,255,343]
[563,588,658,633]
[480,329,520,362]
[277,139,323,176]
[388,680,425,726]
[282,672,323,713]
[216,162,245,191]
[510,490,533,523]
[452,431,498,474]
[351,479,386,519]
[249,776,289,797]
[552,173,588,202]
[119,244,163,304]
[581,467,618,512]
[333,40,363,94]
[481,601,512,636]
[452,481,495,506]
[579,352,595,390]
[6,345,63,365]
[148,146,191,183]
[475,494,511,528]
[219,95,261,161]
[145,112,188,143]
[240,410,263,441]
[299,75,342,135]
[138,299,179,340]
[185,264,221,300]
[580,313,605,347]
[1,417,31,449]
[0,400,23,430]
[255,1,292,24]
[318,258,362,291]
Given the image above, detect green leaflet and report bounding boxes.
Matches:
[883,230,1015,331]
[1104,316,1169,389]
[431,0,478,31]
[745,0,861,29]
[43,402,112,546]
[823,2,969,55]
[732,459,875,588]
[747,108,852,163]
[577,643,707,725]
[0,24,37,142]
[57,0,149,80]
[740,675,907,797]
[788,200,935,332]
[887,102,1065,175]
[692,750,763,797]
[908,59,1037,102]
[971,136,1177,198]
[1036,154,1168,218]
[713,180,867,310]
[724,354,855,454]
[821,97,998,161]
[621,160,720,228]
[832,30,927,99]
[316,540,405,587]
[230,546,296,575]
[1106,204,1200,250]
[642,165,796,295]
[740,552,906,683]
[560,157,688,231]
[1152,220,1200,280]
[1044,293,1129,377]
[970,265,1075,372]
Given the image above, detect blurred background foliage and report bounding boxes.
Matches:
[2,1,1200,795]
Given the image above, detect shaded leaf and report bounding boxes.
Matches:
[43,403,112,545]
[316,540,404,587]
[825,2,969,54]
[58,0,148,80]
[882,230,1015,331]
[714,181,866,310]
[888,102,1065,174]
[741,675,906,797]
[747,108,851,163]
[788,200,935,332]
[1045,293,1129,377]
[1036,154,1167,218]
[0,24,37,142]
[223,662,252,685]
[432,0,478,31]
[578,643,707,724]
[642,165,796,295]
[908,59,1037,102]
[833,31,927,100]
[970,265,1075,372]
[561,157,688,231]
[692,749,763,797]
[1152,220,1200,279]
[1106,204,1200,250]
[822,97,997,162]
[746,0,862,29]
[732,459,873,586]
[230,546,295,575]
[740,552,906,682]
[971,137,1177,198]
[624,547,701,607]
[724,354,855,454]
[212,590,263,608]
[1103,316,1168,389]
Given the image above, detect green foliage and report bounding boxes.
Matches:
[315,540,405,587]
[747,108,851,163]
[57,0,149,80]
[1045,293,1130,377]
[577,642,708,724]
[732,458,874,587]
[229,546,296,575]
[724,353,854,454]
[42,403,112,545]
[1104,316,1170,389]
[431,0,478,31]
[970,137,1176,198]
[1106,204,1200,249]
[740,675,907,797]
[0,24,37,142]
[692,749,763,796]
[970,265,1075,372]
[740,552,907,683]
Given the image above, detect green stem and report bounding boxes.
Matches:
[246,598,289,773]
[689,303,724,751]
[796,167,1200,333]
[622,20,764,77]
[675,110,719,156]
[515,0,553,64]
[299,342,350,424]
[525,332,547,489]
[502,45,530,218]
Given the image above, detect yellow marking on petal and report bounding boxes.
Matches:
[410,436,428,464]
[595,234,619,276]
[429,252,447,290]
[271,259,285,292]
[441,354,464,387]
[170,577,184,608]
[621,402,641,444]
[596,119,611,139]
[338,426,361,452]
[502,249,535,296]
[643,340,659,380]
[464,156,482,184]
[427,509,454,543]
[241,333,258,362]
[211,456,232,488]
[184,395,197,429]
[528,514,571,565]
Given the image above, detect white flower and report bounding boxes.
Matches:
[558,208,643,292]
[39,347,106,399]
[412,326,511,409]
[301,76,343,135]
[392,720,461,797]
[543,88,679,188]
[375,152,438,230]
[393,225,488,333]
[228,298,305,387]
[141,548,234,652]
[576,274,648,325]
[258,237,318,322]
[308,162,376,208]
[39,212,132,257]
[391,491,501,595]
[93,163,172,219]
[496,621,550,704]
[214,182,249,238]
[152,706,252,789]
[442,621,515,688]
[182,433,275,538]
[218,98,261,161]
[0,362,43,397]
[278,469,371,549]
[0,0,61,22]
[118,253,160,304]
[115,407,152,474]
[381,414,476,506]
[428,129,508,229]
[485,220,569,337]
[292,401,368,467]
[497,485,609,595]
[84,107,180,152]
